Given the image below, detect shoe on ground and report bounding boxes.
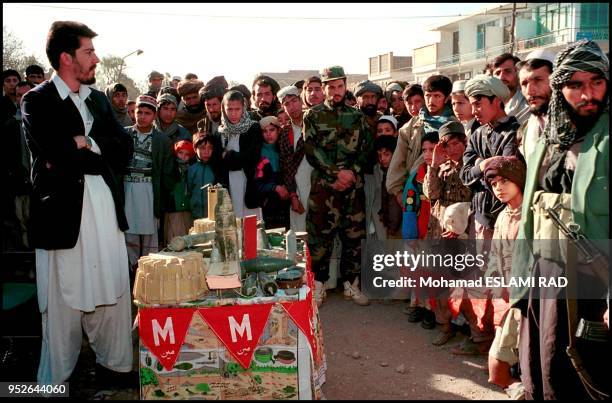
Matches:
[405,306,426,322]
[451,338,492,356]
[343,278,370,306]
[432,330,455,346]
[314,280,326,308]
[421,309,436,329]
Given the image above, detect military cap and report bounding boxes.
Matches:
[277,86,300,103]
[354,80,383,97]
[252,75,280,94]
[320,65,346,82]
[438,121,465,141]
[148,70,164,80]
[177,79,204,97]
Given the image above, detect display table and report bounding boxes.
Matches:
[136,283,326,400]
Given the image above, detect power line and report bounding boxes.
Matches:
[4,3,477,20]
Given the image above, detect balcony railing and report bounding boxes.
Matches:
[436,27,609,68]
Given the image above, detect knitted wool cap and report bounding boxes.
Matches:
[484,156,526,190]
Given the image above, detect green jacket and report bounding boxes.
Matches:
[511,111,609,302]
[303,100,373,185]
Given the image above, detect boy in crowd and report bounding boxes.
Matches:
[124,95,174,269]
[376,115,398,137]
[450,80,479,137]
[164,140,195,244]
[188,133,222,219]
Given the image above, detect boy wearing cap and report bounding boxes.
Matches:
[105,82,132,127]
[376,115,398,137]
[278,85,312,231]
[450,80,479,137]
[460,74,521,244]
[154,93,192,143]
[481,156,525,393]
[124,95,175,270]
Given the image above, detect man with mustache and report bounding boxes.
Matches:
[492,53,530,126]
[21,21,135,387]
[303,65,373,307]
[197,75,228,135]
[250,74,281,121]
[175,78,206,134]
[354,80,384,133]
[511,39,609,400]
[516,49,556,160]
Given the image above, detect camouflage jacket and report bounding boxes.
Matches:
[303,100,373,185]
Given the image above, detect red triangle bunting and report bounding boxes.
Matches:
[138,308,196,371]
[197,303,274,369]
[281,299,318,362]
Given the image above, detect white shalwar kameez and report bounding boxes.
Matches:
[289,124,313,232]
[226,132,262,219]
[36,74,132,384]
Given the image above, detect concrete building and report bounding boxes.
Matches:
[367,52,414,87]
[412,2,609,83]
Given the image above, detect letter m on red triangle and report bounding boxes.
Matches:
[198,303,274,369]
[138,308,196,371]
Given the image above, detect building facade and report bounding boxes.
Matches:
[367,52,414,87]
[412,2,609,83]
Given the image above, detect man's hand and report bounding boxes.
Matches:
[73,135,90,150]
[336,169,356,187]
[331,180,351,192]
[275,185,289,200]
[290,194,305,214]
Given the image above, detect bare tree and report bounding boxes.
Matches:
[94,55,143,100]
[3,26,49,75]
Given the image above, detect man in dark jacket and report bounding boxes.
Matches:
[21,21,135,387]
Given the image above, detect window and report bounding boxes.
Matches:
[581,3,609,29]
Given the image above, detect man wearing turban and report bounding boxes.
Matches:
[511,40,609,400]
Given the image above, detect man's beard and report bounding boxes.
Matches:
[329,95,346,108]
[208,111,221,122]
[529,99,549,117]
[360,104,378,117]
[186,103,205,114]
[565,98,605,134]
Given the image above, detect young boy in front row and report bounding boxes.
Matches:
[124,95,175,270]
[188,132,223,219]
[483,156,525,398]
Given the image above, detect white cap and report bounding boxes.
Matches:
[525,49,556,66]
[377,115,398,131]
[452,80,467,93]
[277,85,300,103]
[172,76,182,81]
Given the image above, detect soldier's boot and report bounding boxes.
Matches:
[343,278,369,306]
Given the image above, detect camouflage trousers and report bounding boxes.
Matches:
[306,179,366,284]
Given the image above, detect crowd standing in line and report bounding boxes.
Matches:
[2,19,609,400]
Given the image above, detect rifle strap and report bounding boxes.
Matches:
[565,241,609,399]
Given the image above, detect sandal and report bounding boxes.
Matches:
[451,338,491,355]
[432,330,455,346]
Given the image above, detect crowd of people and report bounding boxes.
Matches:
[2,20,609,400]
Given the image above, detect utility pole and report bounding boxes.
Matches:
[509,2,517,54]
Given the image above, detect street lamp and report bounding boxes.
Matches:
[116,49,143,82]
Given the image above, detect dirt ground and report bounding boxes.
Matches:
[318,291,508,400]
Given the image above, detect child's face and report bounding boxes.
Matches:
[196,142,214,162]
[377,148,393,168]
[136,105,156,129]
[176,149,191,162]
[262,124,280,144]
[489,175,521,204]
[451,93,474,122]
[277,112,290,128]
[444,137,466,162]
[421,140,436,166]
[376,122,397,137]
[405,94,424,117]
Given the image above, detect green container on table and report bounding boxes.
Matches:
[268,233,284,247]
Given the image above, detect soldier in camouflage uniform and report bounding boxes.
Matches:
[303,66,374,307]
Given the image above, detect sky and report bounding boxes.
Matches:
[3,2,501,87]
